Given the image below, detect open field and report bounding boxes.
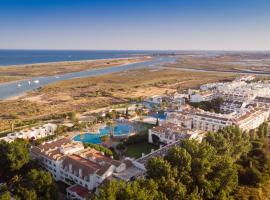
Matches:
[0,56,151,83]
[0,68,235,132]
[165,52,270,73]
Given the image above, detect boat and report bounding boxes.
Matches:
[34,80,40,84]
[17,83,22,87]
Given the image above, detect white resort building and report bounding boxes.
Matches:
[30,138,131,200]
[234,107,269,131]
[191,107,269,132]
[191,111,234,132]
[148,122,205,144]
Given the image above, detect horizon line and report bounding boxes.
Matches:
[0,48,270,52]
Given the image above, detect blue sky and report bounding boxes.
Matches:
[0,0,270,50]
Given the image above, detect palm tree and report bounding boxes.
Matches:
[79,133,84,141]
[106,121,115,137]
[155,118,159,126]
[8,119,17,133]
[10,121,15,132]
[101,135,109,143]
[152,105,158,113]
[125,107,129,118]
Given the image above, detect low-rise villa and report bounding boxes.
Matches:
[0,123,57,142]
[148,122,205,145]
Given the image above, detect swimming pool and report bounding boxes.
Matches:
[73,124,133,144]
[150,113,167,120]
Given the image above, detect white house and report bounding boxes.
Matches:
[220,100,247,114]
[147,95,164,104]
[1,123,57,142]
[190,91,214,103]
[172,94,187,105]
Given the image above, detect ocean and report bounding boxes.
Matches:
[0,49,172,66]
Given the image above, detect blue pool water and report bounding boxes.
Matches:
[151,113,167,120]
[73,124,133,144]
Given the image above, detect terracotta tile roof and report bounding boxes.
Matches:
[38,138,71,151]
[96,163,112,176]
[67,184,90,198]
[62,153,116,177]
[255,96,270,104]
[80,148,122,167]
[31,138,72,161]
[195,113,231,122]
[151,122,187,134]
[62,155,100,177]
[123,159,133,168]
[31,138,123,178]
[234,108,266,123]
[200,91,214,97]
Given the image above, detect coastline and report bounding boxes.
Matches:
[4,93,26,101]
[0,56,166,101]
[0,56,153,85]
[0,56,151,68]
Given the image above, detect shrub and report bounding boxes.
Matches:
[124,133,148,145]
[84,143,113,157]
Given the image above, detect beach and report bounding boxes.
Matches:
[0,56,152,84]
[0,56,173,100]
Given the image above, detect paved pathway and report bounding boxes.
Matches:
[136,140,182,165]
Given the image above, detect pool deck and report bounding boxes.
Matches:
[71,123,135,144]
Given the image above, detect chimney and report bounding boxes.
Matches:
[69,164,72,172]
[79,168,82,177]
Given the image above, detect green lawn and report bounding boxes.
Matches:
[125,142,158,159]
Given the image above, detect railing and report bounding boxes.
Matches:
[136,140,182,165]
